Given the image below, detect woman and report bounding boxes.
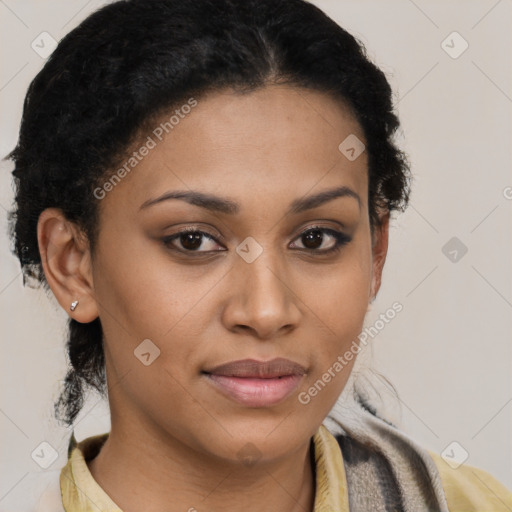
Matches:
[8,0,512,510]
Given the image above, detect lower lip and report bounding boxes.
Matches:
[205,374,303,407]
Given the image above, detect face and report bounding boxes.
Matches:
[45,84,388,465]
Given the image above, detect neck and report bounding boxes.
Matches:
[88,417,316,512]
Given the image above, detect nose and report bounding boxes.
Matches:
[221,249,301,340]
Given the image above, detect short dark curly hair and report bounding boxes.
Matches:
[7,0,411,426]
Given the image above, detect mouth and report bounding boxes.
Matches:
[202,358,307,407]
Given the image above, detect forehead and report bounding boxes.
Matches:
[101,85,368,217]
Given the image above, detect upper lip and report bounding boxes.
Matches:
[203,358,307,378]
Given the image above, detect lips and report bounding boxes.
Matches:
[203,358,306,407]
[204,358,307,378]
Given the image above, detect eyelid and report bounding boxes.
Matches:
[162,226,225,253]
[290,225,351,253]
[162,223,351,255]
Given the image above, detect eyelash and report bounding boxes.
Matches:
[162,225,351,256]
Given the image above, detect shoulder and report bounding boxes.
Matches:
[427,449,512,512]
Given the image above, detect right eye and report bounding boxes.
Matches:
[162,228,225,254]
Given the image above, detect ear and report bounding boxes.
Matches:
[37,208,99,323]
[369,210,390,302]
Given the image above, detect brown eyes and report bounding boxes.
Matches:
[289,227,350,253]
[162,226,351,256]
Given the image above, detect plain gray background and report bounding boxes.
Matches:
[1,0,511,508]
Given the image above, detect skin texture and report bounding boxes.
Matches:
[37,84,389,512]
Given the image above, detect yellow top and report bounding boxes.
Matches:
[60,425,512,511]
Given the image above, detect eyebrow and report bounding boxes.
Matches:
[139,185,361,215]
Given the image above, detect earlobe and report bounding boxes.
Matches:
[37,208,99,323]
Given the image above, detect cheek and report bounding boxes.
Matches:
[299,240,372,397]
[91,231,226,393]
[305,242,372,338]
[92,226,192,335]
[94,247,209,430]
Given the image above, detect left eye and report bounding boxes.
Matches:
[289,227,351,253]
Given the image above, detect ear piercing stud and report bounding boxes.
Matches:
[70,300,79,311]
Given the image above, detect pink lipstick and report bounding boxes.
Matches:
[203,358,306,407]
